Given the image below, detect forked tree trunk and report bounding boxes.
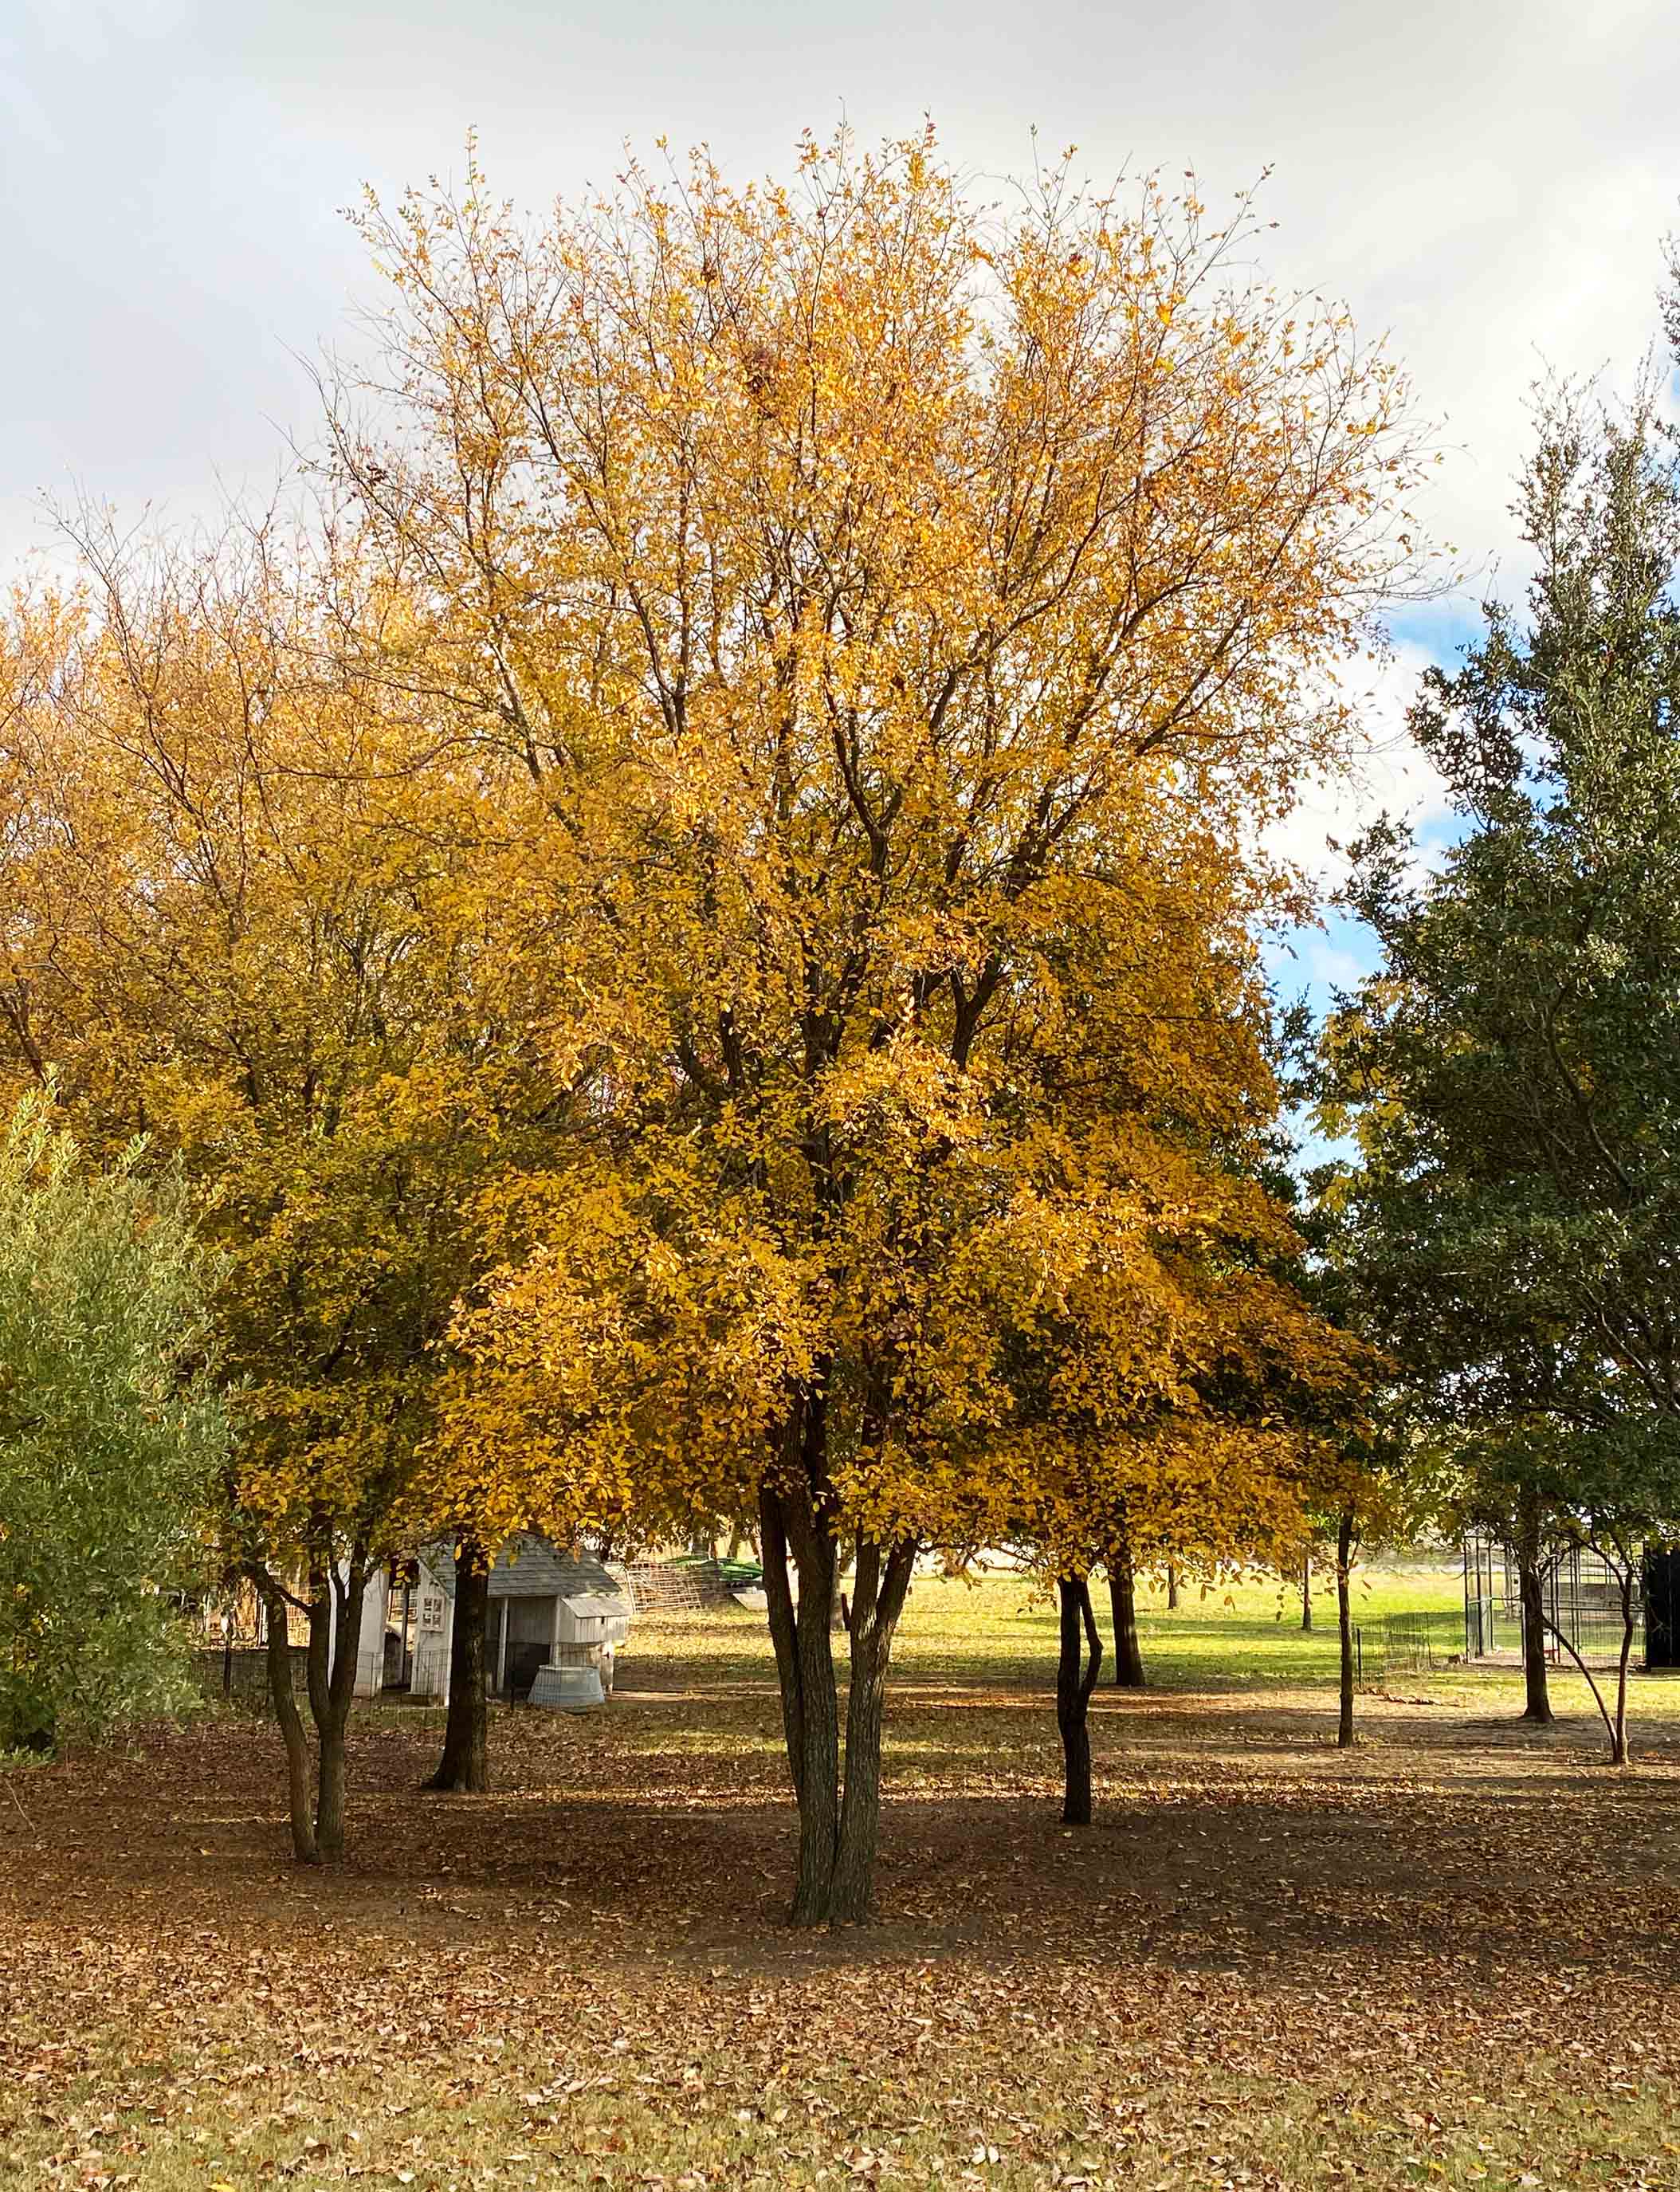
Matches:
[426,1538,489,1793]
[1336,1504,1356,1750]
[1108,1550,1145,1688]
[760,1380,918,1928]
[1057,1574,1105,1826]
[1515,1508,1554,1723]
[763,1393,844,1928]
[265,1540,369,1864]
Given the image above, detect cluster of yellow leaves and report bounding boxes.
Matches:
[0,531,582,1565]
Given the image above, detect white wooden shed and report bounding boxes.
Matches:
[411,1538,632,1705]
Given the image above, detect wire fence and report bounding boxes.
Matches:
[1377,1609,1463,1675]
[1462,1535,1644,1667]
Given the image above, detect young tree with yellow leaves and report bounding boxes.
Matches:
[324,125,1426,1923]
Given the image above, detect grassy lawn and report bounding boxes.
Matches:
[6,1566,1680,2190]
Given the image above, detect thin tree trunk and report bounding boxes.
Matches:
[1301,1553,1313,1632]
[313,1550,367,1862]
[1336,1503,1356,1749]
[760,1483,803,1801]
[829,1539,916,1926]
[304,1548,332,1736]
[1541,1609,1628,1766]
[1612,1562,1635,1767]
[1057,1574,1104,1826]
[426,1538,489,1793]
[253,1569,317,1864]
[1516,1518,1554,1723]
[1166,1563,1179,1612]
[1108,1550,1145,1688]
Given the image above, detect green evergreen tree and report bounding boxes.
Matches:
[1321,351,1680,1756]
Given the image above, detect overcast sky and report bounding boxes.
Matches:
[3,0,1677,1017]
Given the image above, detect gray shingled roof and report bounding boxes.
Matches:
[424,1535,626,1604]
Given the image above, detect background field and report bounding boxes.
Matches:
[6,1566,1680,2191]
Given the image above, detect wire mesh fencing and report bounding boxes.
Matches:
[1376,1609,1465,1676]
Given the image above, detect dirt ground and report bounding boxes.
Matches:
[6,1591,1680,2190]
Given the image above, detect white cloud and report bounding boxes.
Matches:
[0,0,1672,667]
[1264,642,1454,889]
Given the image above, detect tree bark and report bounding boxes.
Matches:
[770,1387,843,1928]
[761,1381,919,1927]
[1166,1562,1179,1612]
[1515,1509,1554,1723]
[787,1520,840,1926]
[313,1550,367,1862]
[760,1483,804,1801]
[1336,1503,1356,1750]
[253,1569,317,1863]
[829,1538,916,1925]
[1301,1553,1313,1632]
[1057,1574,1104,1826]
[1108,1550,1145,1688]
[426,1538,489,1793]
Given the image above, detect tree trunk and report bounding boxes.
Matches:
[760,1484,804,1801]
[1301,1553,1313,1632]
[1108,1550,1145,1688]
[316,1709,349,1860]
[313,1550,367,1862]
[788,1517,841,1929]
[787,1522,841,1926]
[426,1538,489,1793]
[1057,1574,1104,1826]
[829,1539,916,1925]
[1612,1562,1635,1767]
[253,1570,317,1864]
[1166,1563,1179,1612]
[767,1390,843,1927]
[1336,1503,1356,1750]
[1541,1591,1630,1768]
[761,1381,920,1928]
[1515,1513,1554,1723]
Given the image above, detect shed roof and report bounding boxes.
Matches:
[425,1535,625,1605]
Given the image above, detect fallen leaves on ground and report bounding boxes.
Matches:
[4,1581,1680,2190]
